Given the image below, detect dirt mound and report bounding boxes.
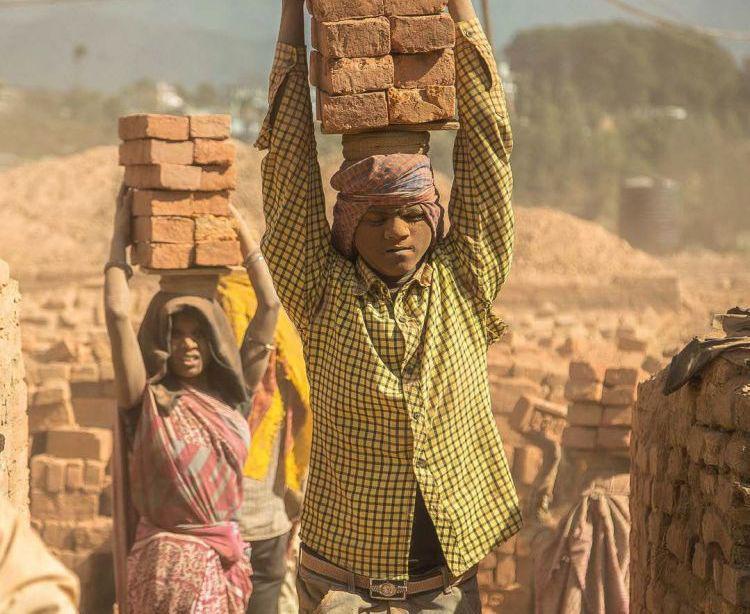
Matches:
[0,145,663,283]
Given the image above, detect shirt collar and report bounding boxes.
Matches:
[353,258,433,298]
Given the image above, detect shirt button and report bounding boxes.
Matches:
[412,412,423,422]
[415,457,428,469]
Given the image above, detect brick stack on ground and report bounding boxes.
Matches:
[630,356,750,613]
[308,0,456,133]
[119,113,242,269]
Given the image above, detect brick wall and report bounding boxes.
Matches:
[0,258,28,513]
[631,356,750,612]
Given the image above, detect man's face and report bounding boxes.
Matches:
[168,312,211,379]
[354,204,434,284]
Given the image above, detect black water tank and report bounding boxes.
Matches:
[619,176,682,254]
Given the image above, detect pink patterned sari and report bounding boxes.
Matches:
[127,383,252,613]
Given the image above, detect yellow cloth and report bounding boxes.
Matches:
[218,271,311,495]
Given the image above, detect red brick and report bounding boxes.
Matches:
[512,445,543,485]
[320,91,389,133]
[312,51,394,95]
[66,459,84,491]
[307,0,384,22]
[132,190,231,217]
[687,425,709,463]
[189,114,231,139]
[193,139,236,165]
[73,517,112,552]
[564,379,603,402]
[389,14,455,53]
[385,0,447,15]
[194,241,242,266]
[601,384,636,406]
[313,17,391,58]
[133,242,193,269]
[194,215,237,242]
[388,85,455,123]
[42,521,76,550]
[725,433,750,477]
[31,490,100,521]
[119,138,194,166]
[71,398,115,428]
[199,165,237,191]
[124,164,202,190]
[596,426,631,450]
[703,430,729,467]
[568,402,603,426]
[562,426,597,449]
[118,114,189,141]
[133,216,194,244]
[568,360,605,383]
[45,427,113,462]
[29,398,75,434]
[393,49,454,88]
[83,460,106,493]
[604,367,641,387]
[45,456,67,494]
[601,406,632,426]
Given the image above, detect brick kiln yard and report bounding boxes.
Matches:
[1,145,749,612]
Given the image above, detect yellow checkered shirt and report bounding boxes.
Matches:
[256,17,521,579]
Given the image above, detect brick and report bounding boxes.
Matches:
[725,433,750,477]
[133,242,193,270]
[73,517,112,552]
[189,114,231,139]
[702,430,729,467]
[45,456,66,494]
[601,406,632,426]
[36,363,71,381]
[118,114,189,141]
[320,90,389,133]
[70,362,99,384]
[66,459,84,490]
[312,51,394,95]
[494,553,516,587]
[562,426,597,449]
[83,460,106,493]
[618,335,648,352]
[734,383,750,432]
[666,519,691,562]
[388,86,455,124]
[687,425,709,463]
[601,384,637,406]
[702,508,734,563]
[564,379,603,402]
[568,402,603,426]
[132,189,231,217]
[133,216,194,244]
[692,541,710,579]
[666,447,687,481]
[124,164,202,190]
[118,138,194,166]
[194,215,237,242]
[512,445,544,485]
[33,379,70,406]
[393,48,454,88]
[29,397,75,434]
[313,17,391,58]
[489,376,540,414]
[193,139,236,165]
[199,165,237,191]
[389,14,455,53]
[31,490,99,521]
[42,521,76,550]
[45,427,113,462]
[604,367,641,387]
[194,241,242,266]
[721,563,750,606]
[30,455,49,489]
[568,360,606,383]
[511,395,567,437]
[385,0,447,15]
[596,426,631,450]
[716,475,750,525]
[307,0,384,21]
[73,397,114,429]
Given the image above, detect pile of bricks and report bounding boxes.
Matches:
[119,113,241,270]
[561,360,641,456]
[308,0,456,133]
[631,356,750,613]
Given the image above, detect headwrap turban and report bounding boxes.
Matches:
[330,153,445,259]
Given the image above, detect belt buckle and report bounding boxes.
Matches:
[369,579,407,601]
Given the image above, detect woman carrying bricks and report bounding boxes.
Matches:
[103,189,280,613]
[260,0,521,610]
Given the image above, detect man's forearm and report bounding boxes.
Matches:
[448,0,476,23]
[279,0,305,46]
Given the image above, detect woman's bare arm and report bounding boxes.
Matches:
[232,205,281,390]
[104,186,147,410]
[448,0,477,21]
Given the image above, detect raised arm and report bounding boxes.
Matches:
[446,0,515,306]
[231,205,281,390]
[104,187,147,410]
[257,0,333,335]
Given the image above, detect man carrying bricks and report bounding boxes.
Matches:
[260,0,521,610]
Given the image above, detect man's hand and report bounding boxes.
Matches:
[229,203,259,260]
[447,0,477,22]
[109,184,132,261]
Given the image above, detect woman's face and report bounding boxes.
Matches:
[168,312,212,379]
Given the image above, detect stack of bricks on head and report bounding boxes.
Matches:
[309,0,457,133]
[119,114,242,270]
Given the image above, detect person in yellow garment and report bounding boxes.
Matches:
[0,496,79,613]
[218,269,312,614]
[259,0,522,610]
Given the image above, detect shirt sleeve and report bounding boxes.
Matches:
[446,17,515,306]
[256,43,334,335]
